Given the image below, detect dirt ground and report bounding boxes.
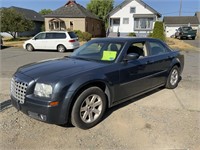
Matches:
[0,48,200,150]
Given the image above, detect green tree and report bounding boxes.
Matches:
[39,9,52,31]
[0,8,35,39]
[152,21,166,41]
[39,9,52,15]
[87,0,114,23]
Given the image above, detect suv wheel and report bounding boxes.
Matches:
[71,87,107,129]
[57,45,66,53]
[26,44,34,52]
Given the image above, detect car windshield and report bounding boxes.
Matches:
[182,27,192,31]
[70,40,124,62]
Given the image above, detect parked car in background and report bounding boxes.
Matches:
[23,31,80,52]
[175,26,197,40]
[11,38,184,129]
[0,36,3,48]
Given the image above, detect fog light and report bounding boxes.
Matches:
[49,101,59,107]
[40,114,47,121]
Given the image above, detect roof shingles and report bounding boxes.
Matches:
[9,6,44,22]
[45,2,100,20]
[164,16,199,25]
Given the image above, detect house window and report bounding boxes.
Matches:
[113,18,120,25]
[70,21,74,30]
[123,18,129,24]
[130,7,136,13]
[134,18,153,30]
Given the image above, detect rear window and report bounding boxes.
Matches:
[68,32,77,38]
[54,33,66,39]
[46,33,66,39]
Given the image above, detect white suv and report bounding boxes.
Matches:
[23,31,80,52]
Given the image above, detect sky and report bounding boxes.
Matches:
[0,0,199,17]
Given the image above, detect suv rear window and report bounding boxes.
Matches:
[68,32,77,38]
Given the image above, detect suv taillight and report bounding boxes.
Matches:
[69,39,76,42]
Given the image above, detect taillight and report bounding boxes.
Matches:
[69,39,76,42]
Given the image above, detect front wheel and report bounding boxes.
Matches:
[26,44,34,52]
[71,87,107,129]
[166,66,180,89]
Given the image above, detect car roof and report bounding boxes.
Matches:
[91,37,162,43]
[40,31,73,33]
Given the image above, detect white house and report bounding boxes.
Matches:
[163,16,199,37]
[107,0,161,37]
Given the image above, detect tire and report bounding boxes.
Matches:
[71,87,107,129]
[192,37,195,40]
[166,66,180,89]
[57,45,66,53]
[26,44,34,52]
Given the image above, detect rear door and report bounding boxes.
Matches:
[144,40,173,87]
[45,33,66,50]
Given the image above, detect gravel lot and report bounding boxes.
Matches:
[0,47,200,149]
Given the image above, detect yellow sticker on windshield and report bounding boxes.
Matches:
[101,51,117,61]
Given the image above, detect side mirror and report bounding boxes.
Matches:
[124,53,139,61]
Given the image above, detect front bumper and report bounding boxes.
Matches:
[11,92,73,124]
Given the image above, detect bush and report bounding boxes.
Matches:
[148,32,153,37]
[74,30,92,41]
[82,32,92,41]
[128,32,136,37]
[152,21,166,41]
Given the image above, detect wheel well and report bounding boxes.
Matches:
[174,63,180,68]
[57,44,66,49]
[26,43,35,50]
[26,43,33,48]
[68,81,110,122]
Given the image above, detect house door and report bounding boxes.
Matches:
[111,18,120,32]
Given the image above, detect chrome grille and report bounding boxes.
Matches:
[11,78,28,104]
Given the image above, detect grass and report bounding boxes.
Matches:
[166,37,198,51]
[3,37,30,47]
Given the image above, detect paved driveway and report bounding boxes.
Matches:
[0,47,200,149]
[183,38,200,48]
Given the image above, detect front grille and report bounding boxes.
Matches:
[11,78,28,104]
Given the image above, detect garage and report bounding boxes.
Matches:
[164,16,199,37]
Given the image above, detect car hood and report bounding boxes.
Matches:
[17,57,105,80]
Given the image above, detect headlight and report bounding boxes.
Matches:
[34,83,53,98]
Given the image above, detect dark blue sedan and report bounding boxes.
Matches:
[11,38,184,129]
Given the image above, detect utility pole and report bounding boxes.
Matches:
[179,0,182,16]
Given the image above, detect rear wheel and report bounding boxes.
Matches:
[71,87,106,129]
[57,45,66,53]
[26,44,34,52]
[166,66,180,89]
[192,37,195,40]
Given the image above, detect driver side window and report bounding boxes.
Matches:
[35,33,46,40]
[127,42,147,58]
